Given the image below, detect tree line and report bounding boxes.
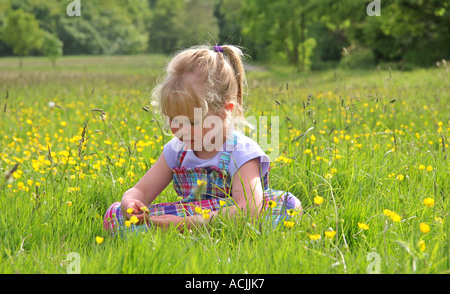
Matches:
[0,0,448,69]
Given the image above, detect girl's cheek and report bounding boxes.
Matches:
[201,127,212,137]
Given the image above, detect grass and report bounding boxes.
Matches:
[0,55,448,274]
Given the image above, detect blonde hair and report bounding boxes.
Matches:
[151,44,250,133]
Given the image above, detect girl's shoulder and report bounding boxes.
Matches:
[227,129,270,177]
[229,130,260,151]
[163,136,185,169]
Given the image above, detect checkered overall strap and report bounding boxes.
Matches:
[218,133,238,171]
[177,148,188,167]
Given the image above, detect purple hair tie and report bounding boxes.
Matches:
[213,45,223,53]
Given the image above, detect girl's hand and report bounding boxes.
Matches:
[118,153,174,224]
[121,198,147,223]
[149,214,186,230]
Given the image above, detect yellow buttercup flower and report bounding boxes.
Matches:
[219,200,226,207]
[390,212,402,222]
[268,200,277,208]
[383,209,393,217]
[423,197,435,207]
[313,196,324,205]
[126,208,134,214]
[130,215,139,224]
[197,179,206,186]
[396,174,404,181]
[67,201,73,207]
[95,236,104,244]
[125,220,131,228]
[194,206,203,214]
[286,209,297,216]
[418,240,426,252]
[418,165,425,170]
[426,166,433,172]
[358,223,369,230]
[383,209,401,222]
[308,233,321,240]
[419,222,430,234]
[283,221,295,228]
[324,230,336,239]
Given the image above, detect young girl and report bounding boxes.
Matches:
[103,45,301,235]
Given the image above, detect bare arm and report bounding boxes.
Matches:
[221,157,264,218]
[121,152,173,221]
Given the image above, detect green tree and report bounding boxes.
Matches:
[214,0,243,45]
[373,0,449,67]
[0,0,152,56]
[148,0,219,54]
[56,0,150,55]
[240,0,317,71]
[317,0,449,68]
[0,8,44,67]
[178,0,219,48]
[148,0,185,53]
[40,31,63,66]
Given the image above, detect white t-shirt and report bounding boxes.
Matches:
[163,129,270,178]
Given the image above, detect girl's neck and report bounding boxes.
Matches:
[193,149,219,160]
[192,128,233,159]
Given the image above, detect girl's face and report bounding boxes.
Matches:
[169,111,226,152]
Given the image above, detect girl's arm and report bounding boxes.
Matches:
[228,157,264,217]
[121,152,173,222]
[194,157,264,225]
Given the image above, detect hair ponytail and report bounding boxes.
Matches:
[220,45,247,117]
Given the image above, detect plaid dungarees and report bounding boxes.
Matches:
[103,133,302,235]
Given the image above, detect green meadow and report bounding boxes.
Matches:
[0,55,448,274]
